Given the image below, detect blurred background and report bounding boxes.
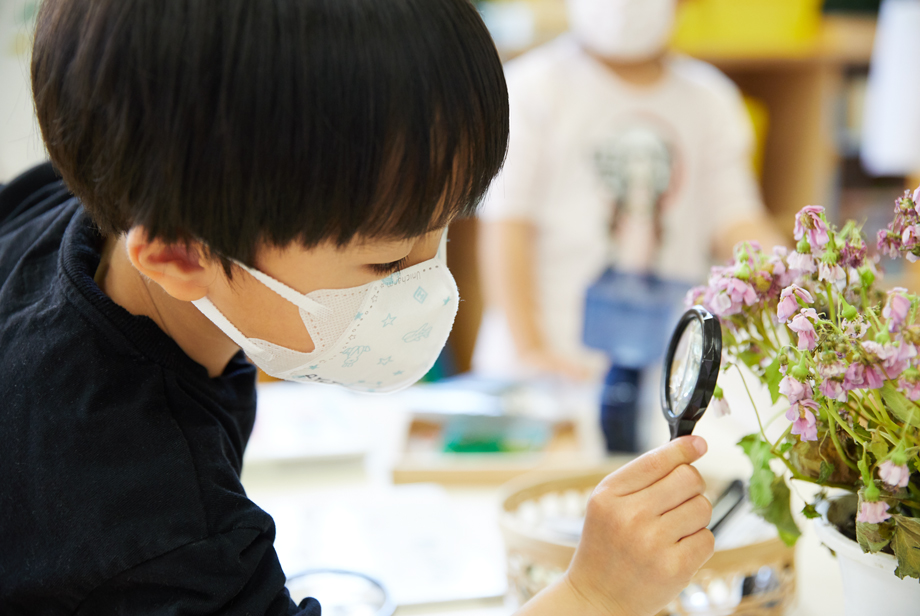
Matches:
[2,0,917,377]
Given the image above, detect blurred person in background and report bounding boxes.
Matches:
[473,0,783,449]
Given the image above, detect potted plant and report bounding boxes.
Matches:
[686,191,920,612]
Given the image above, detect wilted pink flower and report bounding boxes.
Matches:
[878,229,902,260]
[863,341,916,380]
[777,285,814,323]
[785,399,819,441]
[788,251,817,274]
[898,376,920,401]
[840,240,867,269]
[788,309,819,351]
[794,205,830,250]
[857,501,892,524]
[819,378,847,402]
[779,375,812,404]
[843,362,885,391]
[707,276,758,316]
[817,358,847,379]
[818,261,846,284]
[768,247,796,288]
[883,288,912,331]
[879,460,911,489]
[844,319,867,339]
[685,286,706,308]
[709,396,731,418]
[913,185,920,207]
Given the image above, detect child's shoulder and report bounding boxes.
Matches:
[665,55,745,108]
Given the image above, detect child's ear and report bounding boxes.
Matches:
[125,227,220,302]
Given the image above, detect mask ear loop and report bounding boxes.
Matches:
[233,262,334,317]
[192,297,273,361]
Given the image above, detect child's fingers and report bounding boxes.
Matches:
[642,462,707,516]
[675,527,716,574]
[659,493,713,541]
[602,436,708,496]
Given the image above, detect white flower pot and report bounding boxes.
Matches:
[813,498,920,616]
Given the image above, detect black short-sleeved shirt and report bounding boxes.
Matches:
[0,164,320,616]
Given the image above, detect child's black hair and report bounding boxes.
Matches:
[31,0,509,268]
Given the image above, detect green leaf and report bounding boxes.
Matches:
[738,350,763,370]
[881,382,920,428]
[760,477,801,546]
[750,468,775,508]
[778,442,794,455]
[891,516,920,580]
[856,521,892,554]
[764,356,783,405]
[868,433,890,463]
[818,460,834,484]
[802,503,821,519]
[738,434,774,471]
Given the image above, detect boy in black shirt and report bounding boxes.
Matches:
[0,1,714,614]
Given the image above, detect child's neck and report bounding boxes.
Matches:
[588,50,667,87]
[95,235,241,378]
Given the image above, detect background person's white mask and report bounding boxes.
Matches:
[193,234,458,393]
[566,0,676,61]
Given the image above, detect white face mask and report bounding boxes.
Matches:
[566,0,676,61]
[193,233,458,393]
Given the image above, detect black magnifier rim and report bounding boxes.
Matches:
[661,306,722,438]
[286,568,395,616]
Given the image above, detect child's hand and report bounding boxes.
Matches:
[565,436,713,616]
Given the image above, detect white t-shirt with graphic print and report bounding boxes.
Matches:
[473,36,764,379]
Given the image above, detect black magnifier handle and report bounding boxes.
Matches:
[669,418,700,440]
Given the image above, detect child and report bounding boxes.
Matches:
[0,1,713,614]
[473,0,781,382]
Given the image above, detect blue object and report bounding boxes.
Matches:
[583,269,692,369]
[600,365,641,453]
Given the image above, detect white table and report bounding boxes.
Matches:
[241,375,845,616]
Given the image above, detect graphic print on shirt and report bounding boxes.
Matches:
[593,119,681,273]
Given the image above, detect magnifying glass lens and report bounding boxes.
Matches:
[668,319,704,416]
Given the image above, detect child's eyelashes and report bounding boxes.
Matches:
[369,257,409,275]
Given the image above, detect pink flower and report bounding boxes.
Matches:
[709,396,731,418]
[794,205,830,250]
[817,358,847,379]
[840,240,867,269]
[857,501,892,524]
[819,378,847,402]
[843,363,885,391]
[788,308,819,351]
[903,225,920,251]
[818,261,846,284]
[707,276,758,317]
[788,251,817,274]
[785,399,819,441]
[685,286,706,308]
[863,341,916,380]
[779,375,813,404]
[878,229,903,259]
[865,365,886,389]
[898,376,920,401]
[883,288,912,331]
[913,185,920,207]
[879,460,911,489]
[777,285,814,323]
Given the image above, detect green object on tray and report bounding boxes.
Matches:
[442,415,551,453]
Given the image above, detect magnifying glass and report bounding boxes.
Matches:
[661,306,722,440]
[286,569,395,616]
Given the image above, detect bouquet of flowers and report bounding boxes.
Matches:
[686,191,920,580]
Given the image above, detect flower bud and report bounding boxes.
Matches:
[797,237,812,254]
[791,354,811,381]
[864,480,881,502]
[735,263,751,281]
[859,266,876,288]
[875,330,891,345]
[841,300,858,321]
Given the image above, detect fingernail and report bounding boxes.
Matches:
[693,437,708,456]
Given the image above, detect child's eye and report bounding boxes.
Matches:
[369,257,408,275]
